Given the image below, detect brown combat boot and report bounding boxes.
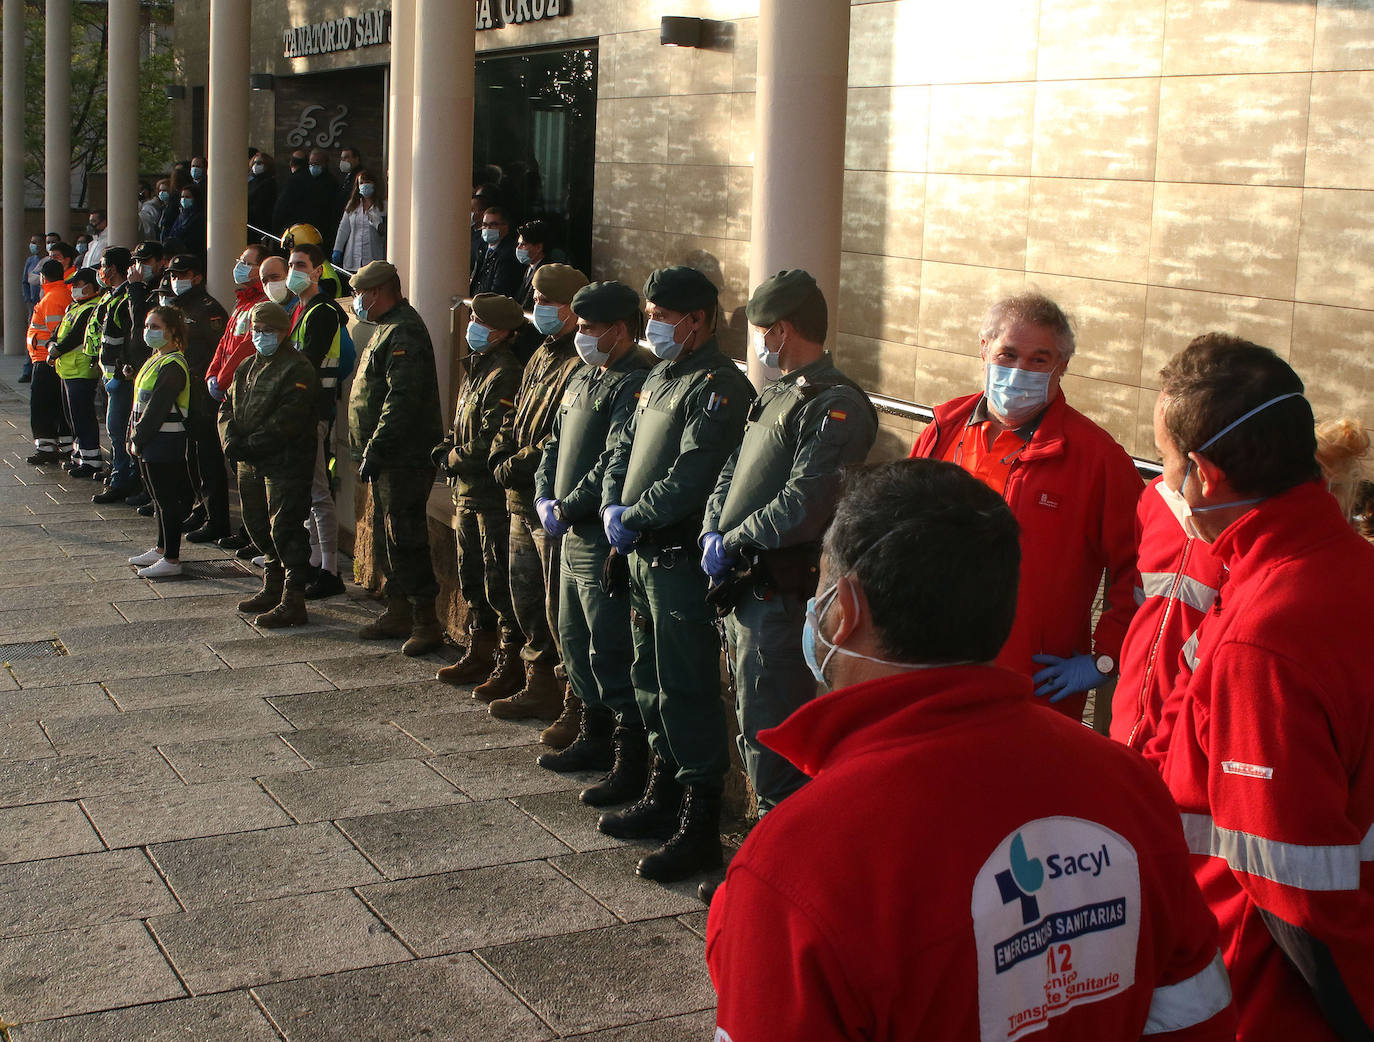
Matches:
[237,565,284,614]
[254,589,308,629]
[489,661,565,721]
[358,596,411,640]
[472,643,523,703]
[401,599,444,657]
[436,629,499,686]
[538,687,583,749]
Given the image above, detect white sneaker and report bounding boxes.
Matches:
[128,547,162,567]
[138,558,183,580]
[251,555,266,569]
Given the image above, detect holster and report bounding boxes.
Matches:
[601,549,630,596]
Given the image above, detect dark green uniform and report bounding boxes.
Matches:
[704,354,877,811]
[348,299,444,605]
[219,346,319,590]
[490,330,582,666]
[431,342,522,639]
[601,337,754,788]
[534,347,653,720]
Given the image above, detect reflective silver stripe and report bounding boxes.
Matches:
[160,420,186,432]
[1181,631,1200,670]
[1134,586,1146,607]
[1181,813,1365,891]
[1140,571,1176,599]
[1174,575,1218,614]
[1143,952,1231,1035]
[319,377,337,388]
[1362,824,1374,862]
[102,335,124,345]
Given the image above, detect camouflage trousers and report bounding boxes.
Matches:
[239,462,313,591]
[369,467,439,605]
[508,512,561,666]
[455,506,519,644]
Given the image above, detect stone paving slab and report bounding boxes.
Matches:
[0,920,186,1024]
[359,860,620,956]
[337,799,571,879]
[0,748,183,809]
[259,759,469,823]
[279,722,432,767]
[149,820,383,908]
[511,791,627,854]
[427,745,597,802]
[253,953,553,1042]
[0,848,179,938]
[0,720,55,760]
[0,683,114,724]
[10,992,283,1041]
[549,847,715,923]
[7,644,226,689]
[477,920,715,1036]
[148,888,411,993]
[565,1011,718,1041]
[208,630,397,668]
[81,779,294,848]
[41,698,290,754]
[0,560,107,589]
[157,733,310,783]
[0,801,104,865]
[398,706,548,753]
[312,649,459,688]
[54,615,259,654]
[0,603,125,640]
[0,580,156,613]
[267,680,466,728]
[105,660,333,710]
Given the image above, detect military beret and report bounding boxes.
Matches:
[168,254,202,275]
[65,266,99,286]
[250,301,292,331]
[532,263,589,305]
[643,265,718,313]
[746,269,822,327]
[100,246,131,270]
[470,292,525,331]
[571,281,640,325]
[350,259,398,292]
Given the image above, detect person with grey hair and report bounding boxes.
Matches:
[909,291,1143,724]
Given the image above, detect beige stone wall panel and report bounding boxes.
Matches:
[835,332,919,404]
[1313,0,1374,71]
[844,86,930,173]
[1291,303,1374,423]
[841,169,925,259]
[1162,0,1317,76]
[1026,274,1147,386]
[838,252,922,345]
[917,261,1027,356]
[1037,0,1165,79]
[613,96,671,165]
[1031,78,1160,181]
[911,345,985,412]
[666,165,731,237]
[927,83,1036,176]
[1060,373,1141,449]
[665,94,733,167]
[1307,72,1374,189]
[1296,187,1374,308]
[923,174,1030,270]
[1141,287,1295,389]
[1026,178,1154,284]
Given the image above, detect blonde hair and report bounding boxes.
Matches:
[1315,417,1370,521]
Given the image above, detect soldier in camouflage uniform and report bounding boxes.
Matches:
[433,293,526,695]
[487,264,589,726]
[347,260,446,656]
[702,269,878,819]
[598,266,754,884]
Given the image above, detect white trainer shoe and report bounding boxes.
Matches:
[251,555,266,569]
[128,547,162,567]
[138,558,183,580]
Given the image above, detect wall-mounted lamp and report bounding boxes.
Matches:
[248,73,275,91]
[164,84,186,100]
[660,16,704,47]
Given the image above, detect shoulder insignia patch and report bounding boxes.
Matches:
[499,398,514,408]
[705,392,728,414]
[295,382,309,390]
[392,349,406,356]
[828,409,848,422]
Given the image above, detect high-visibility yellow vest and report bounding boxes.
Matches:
[132,351,191,433]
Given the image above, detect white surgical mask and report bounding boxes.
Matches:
[338,160,352,174]
[264,280,290,304]
[574,329,610,366]
[75,242,87,255]
[251,163,265,176]
[252,331,280,356]
[645,316,685,361]
[351,295,369,320]
[144,328,167,349]
[466,320,493,353]
[308,164,323,177]
[358,182,375,198]
[752,325,781,370]
[71,285,91,302]
[171,278,192,297]
[190,166,204,182]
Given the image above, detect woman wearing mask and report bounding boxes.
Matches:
[247,153,278,242]
[167,186,207,259]
[126,307,192,579]
[331,169,385,270]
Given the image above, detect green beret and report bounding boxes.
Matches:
[746,269,821,327]
[532,263,589,305]
[470,292,525,331]
[643,265,718,313]
[349,259,397,292]
[250,301,292,331]
[571,281,640,325]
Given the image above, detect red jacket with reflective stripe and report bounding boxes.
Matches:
[706,667,1234,1042]
[1148,481,1374,1041]
[1111,478,1225,750]
[911,392,1144,720]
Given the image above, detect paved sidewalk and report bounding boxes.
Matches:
[0,362,716,1041]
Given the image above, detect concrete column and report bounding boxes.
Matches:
[746,0,850,386]
[3,0,25,355]
[45,0,70,240]
[105,0,138,246]
[386,0,414,290]
[408,0,473,419]
[206,0,248,306]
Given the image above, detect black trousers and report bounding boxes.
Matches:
[29,361,72,451]
[144,459,191,560]
[60,377,102,464]
[186,414,230,530]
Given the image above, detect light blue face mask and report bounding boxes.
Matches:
[144,328,167,350]
[358,182,375,198]
[308,164,323,178]
[481,227,501,245]
[252,331,280,356]
[984,362,1053,426]
[574,329,610,366]
[180,196,193,210]
[232,262,254,285]
[752,325,781,370]
[351,294,369,320]
[533,303,564,336]
[466,320,493,353]
[645,316,686,361]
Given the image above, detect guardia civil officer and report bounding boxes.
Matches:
[532,281,654,790]
[348,260,445,656]
[487,264,589,726]
[433,294,525,695]
[598,266,754,883]
[702,270,878,816]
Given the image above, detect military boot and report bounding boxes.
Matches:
[580,726,650,807]
[537,703,614,773]
[488,661,564,720]
[237,566,284,614]
[596,755,683,839]
[357,596,411,640]
[538,687,583,750]
[635,786,723,883]
[472,643,524,703]
[401,599,444,657]
[436,629,498,686]
[254,589,309,629]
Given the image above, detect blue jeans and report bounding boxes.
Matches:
[105,379,135,489]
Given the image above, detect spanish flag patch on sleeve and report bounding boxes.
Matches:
[499,398,514,408]
[295,383,309,390]
[829,409,847,422]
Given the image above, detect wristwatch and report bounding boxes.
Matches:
[1094,654,1116,676]
[553,502,569,523]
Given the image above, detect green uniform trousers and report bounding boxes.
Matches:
[238,462,313,591]
[370,467,440,605]
[509,512,560,666]
[558,530,638,722]
[455,506,518,643]
[628,546,729,789]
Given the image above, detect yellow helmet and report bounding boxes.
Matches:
[281,223,322,251]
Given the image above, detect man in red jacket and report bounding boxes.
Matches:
[909,292,1142,721]
[706,458,1234,1042]
[206,244,269,404]
[1145,334,1374,1041]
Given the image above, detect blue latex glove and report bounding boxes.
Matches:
[206,375,222,401]
[700,531,733,579]
[357,457,377,483]
[104,377,120,393]
[1031,653,1107,703]
[602,504,637,552]
[536,497,568,537]
[331,250,344,265]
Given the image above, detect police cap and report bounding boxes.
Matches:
[350,259,397,292]
[66,266,99,287]
[572,281,640,326]
[471,292,525,331]
[168,254,203,275]
[643,265,717,314]
[532,263,588,305]
[131,241,164,261]
[746,269,822,327]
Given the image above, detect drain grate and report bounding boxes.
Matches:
[182,559,254,579]
[0,639,67,660]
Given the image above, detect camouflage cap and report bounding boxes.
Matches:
[349,259,397,292]
[643,265,718,313]
[249,300,292,331]
[532,263,589,305]
[571,281,640,326]
[470,292,525,331]
[746,269,821,327]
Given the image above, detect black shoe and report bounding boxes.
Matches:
[180,507,207,534]
[636,787,724,883]
[218,532,250,551]
[137,503,155,517]
[69,464,101,480]
[92,485,130,504]
[24,451,59,465]
[539,706,615,773]
[235,543,260,561]
[186,523,229,544]
[597,756,682,840]
[698,879,720,905]
[125,491,151,507]
[580,726,650,806]
[303,568,346,599]
[17,372,31,383]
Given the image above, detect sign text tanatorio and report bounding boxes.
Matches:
[283,10,391,59]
